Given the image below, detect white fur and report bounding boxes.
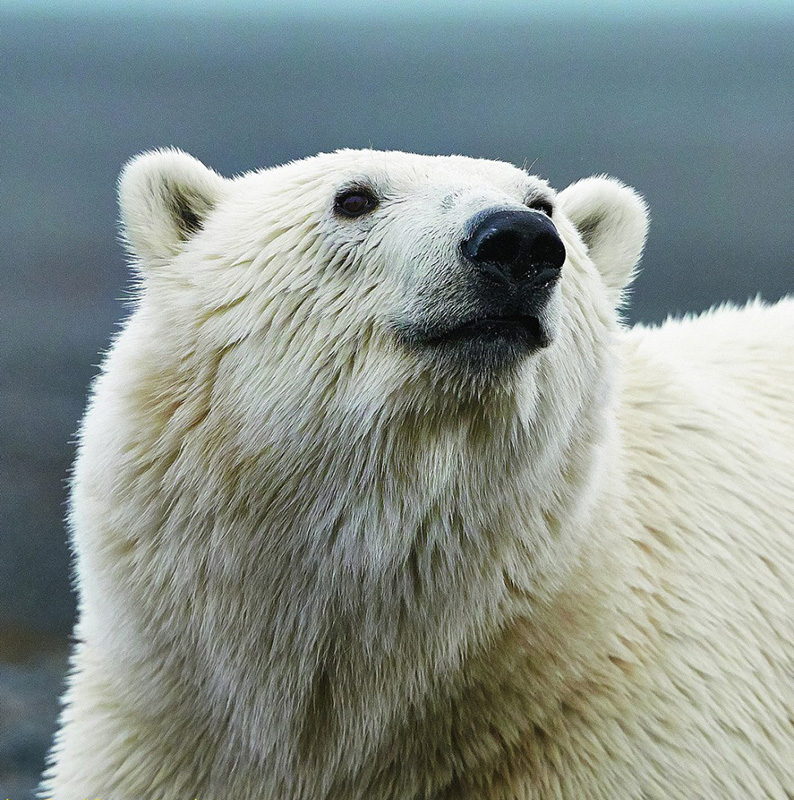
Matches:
[42,149,794,799]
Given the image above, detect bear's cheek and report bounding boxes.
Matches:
[536,284,564,345]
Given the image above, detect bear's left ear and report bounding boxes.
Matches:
[557,176,649,305]
[118,148,228,268]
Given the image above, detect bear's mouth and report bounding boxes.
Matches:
[395,313,551,353]
[391,278,560,368]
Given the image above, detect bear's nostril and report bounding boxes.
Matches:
[532,231,567,270]
[470,229,522,266]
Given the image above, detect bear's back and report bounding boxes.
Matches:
[608,298,794,798]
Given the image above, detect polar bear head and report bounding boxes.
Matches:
[118,149,647,424]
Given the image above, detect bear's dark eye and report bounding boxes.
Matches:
[526,197,554,217]
[334,188,379,218]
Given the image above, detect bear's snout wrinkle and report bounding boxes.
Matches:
[461,208,566,287]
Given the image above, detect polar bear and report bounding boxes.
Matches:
[42,148,794,799]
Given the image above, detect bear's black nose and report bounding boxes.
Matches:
[461,209,566,285]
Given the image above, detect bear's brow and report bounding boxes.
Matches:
[336,176,384,197]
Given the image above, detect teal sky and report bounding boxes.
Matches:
[5,0,793,17]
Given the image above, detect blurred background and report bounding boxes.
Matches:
[2,0,793,795]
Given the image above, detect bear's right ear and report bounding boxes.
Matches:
[118,149,227,266]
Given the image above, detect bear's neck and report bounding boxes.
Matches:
[172,374,624,796]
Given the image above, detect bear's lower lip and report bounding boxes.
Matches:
[425,315,549,348]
